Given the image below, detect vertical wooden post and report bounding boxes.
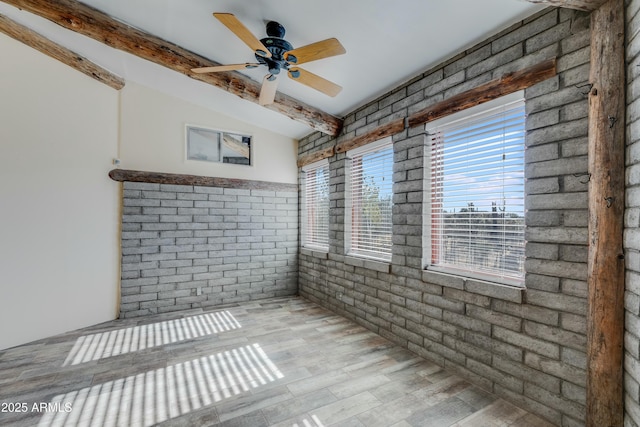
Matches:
[586,0,625,425]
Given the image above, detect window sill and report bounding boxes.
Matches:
[422,268,524,303]
[300,247,329,260]
[345,255,391,273]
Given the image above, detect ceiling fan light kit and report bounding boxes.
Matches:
[191,13,346,106]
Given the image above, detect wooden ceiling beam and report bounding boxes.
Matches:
[1,0,343,136]
[0,13,124,90]
[524,0,607,12]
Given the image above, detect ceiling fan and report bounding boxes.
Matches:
[192,13,346,106]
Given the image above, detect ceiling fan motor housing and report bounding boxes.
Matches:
[256,21,293,74]
[266,21,285,38]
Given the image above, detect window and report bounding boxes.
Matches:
[302,159,330,250]
[186,125,251,165]
[425,93,525,286]
[346,138,393,261]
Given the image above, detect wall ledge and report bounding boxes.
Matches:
[300,248,329,259]
[345,256,391,273]
[422,269,524,303]
[109,169,298,191]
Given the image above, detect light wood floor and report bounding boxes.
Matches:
[0,297,554,426]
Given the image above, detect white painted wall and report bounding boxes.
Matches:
[0,34,120,350]
[0,31,299,351]
[119,83,299,184]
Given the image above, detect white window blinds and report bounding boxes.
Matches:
[302,161,330,250]
[427,95,525,285]
[346,139,393,261]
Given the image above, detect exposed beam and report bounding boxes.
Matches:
[524,0,607,11]
[335,118,405,154]
[1,0,343,136]
[297,146,335,168]
[329,58,556,166]
[0,13,124,90]
[586,0,625,425]
[407,58,557,129]
[108,169,297,191]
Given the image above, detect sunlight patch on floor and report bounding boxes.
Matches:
[293,414,326,427]
[62,311,241,366]
[40,343,282,427]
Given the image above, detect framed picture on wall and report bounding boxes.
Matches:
[185,125,252,165]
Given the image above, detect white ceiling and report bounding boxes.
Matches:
[0,0,544,138]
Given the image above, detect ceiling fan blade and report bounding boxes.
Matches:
[213,13,272,58]
[191,63,261,73]
[288,68,342,97]
[284,38,346,65]
[259,74,279,106]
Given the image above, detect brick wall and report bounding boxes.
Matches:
[298,8,590,426]
[119,181,298,318]
[626,1,640,425]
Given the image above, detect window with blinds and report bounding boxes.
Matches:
[426,93,525,286]
[302,160,330,250]
[346,138,393,261]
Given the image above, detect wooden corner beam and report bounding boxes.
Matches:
[0,13,124,90]
[2,0,343,136]
[586,0,625,425]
